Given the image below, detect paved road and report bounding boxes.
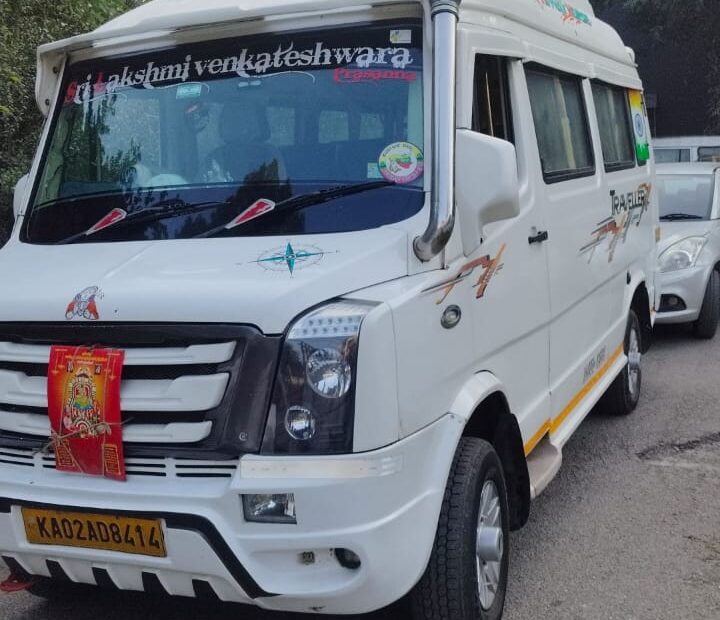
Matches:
[2,325,719,619]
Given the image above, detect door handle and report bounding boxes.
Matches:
[528,230,549,245]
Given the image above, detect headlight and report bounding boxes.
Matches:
[659,236,707,273]
[261,300,376,455]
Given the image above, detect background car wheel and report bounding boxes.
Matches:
[598,310,642,416]
[692,270,720,340]
[410,437,509,620]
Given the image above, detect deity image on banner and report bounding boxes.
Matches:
[47,347,126,481]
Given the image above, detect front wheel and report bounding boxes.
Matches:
[410,437,509,620]
[692,270,720,339]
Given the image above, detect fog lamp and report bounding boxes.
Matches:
[243,493,296,524]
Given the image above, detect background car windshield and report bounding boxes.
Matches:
[657,174,715,219]
[25,21,424,243]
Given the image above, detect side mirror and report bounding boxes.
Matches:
[455,130,520,255]
[13,174,30,221]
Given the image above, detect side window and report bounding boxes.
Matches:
[472,55,513,143]
[698,146,720,162]
[654,149,691,164]
[592,82,636,172]
[319,110,349,144]
[359,112,385,140]
[267,106,296,146]
[526,66,594,183]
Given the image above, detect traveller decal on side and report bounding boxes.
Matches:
[580,184,651,263]
[425,243,507,304]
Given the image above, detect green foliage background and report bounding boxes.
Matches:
[0,0,143,244]
[0,0,718,246]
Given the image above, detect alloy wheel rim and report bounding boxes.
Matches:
[476,479,503,610]
[628,327,641,399]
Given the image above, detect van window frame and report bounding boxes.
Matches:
[471,55,514,144]
[524,63,596,185]
[591,80,637,173]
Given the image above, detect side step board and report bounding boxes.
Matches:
[526,436,562,500]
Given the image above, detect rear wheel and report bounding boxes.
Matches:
[692,270,720,339]
[598,310,642,416]
[410,437,509,620]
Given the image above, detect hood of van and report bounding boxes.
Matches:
[658,220,712,255]
[0,229,408,334]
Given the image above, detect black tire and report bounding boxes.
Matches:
[598,310,642,416]
[410,437,509,620]
[692,271,720,339]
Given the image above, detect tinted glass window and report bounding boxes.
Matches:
[25,21,425,244]
[526,68,594,182]
[655,149,691,163]
[698,147,720,162]
[658,175,715,220]
[592,82,635,171]
[472,55,513,143]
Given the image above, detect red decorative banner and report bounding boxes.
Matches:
[47,347,126,481]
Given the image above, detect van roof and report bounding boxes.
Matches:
[656,162,720,176]
[39,0,622,62]
[654,137,720,147]
[35,0,636,113]
[90,0,596,39]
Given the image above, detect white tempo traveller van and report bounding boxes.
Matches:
[1,0,657,618]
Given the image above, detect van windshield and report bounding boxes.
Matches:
[658,174,715,221]
[24,21,425,244]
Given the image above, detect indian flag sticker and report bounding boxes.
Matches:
[628,90,650,162]
[378,142,424,185]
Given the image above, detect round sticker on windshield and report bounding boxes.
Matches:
[378,142,424,184]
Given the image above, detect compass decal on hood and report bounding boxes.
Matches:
[254,242,330,275]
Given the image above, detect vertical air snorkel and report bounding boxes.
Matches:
[413,0,460,262]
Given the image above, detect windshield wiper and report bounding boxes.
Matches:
[660,213,704,221]
[194,180,395,238]
[54,199,229,245]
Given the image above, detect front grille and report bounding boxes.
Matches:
[0,446,239,478]
[0,323,282,460]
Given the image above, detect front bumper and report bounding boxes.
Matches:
[0,414,463,614]
[655,265,711,324]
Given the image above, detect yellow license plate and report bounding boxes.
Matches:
[22,508,166,557]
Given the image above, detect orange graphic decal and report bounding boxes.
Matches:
[581,183,651,263]
[426,244,507,305]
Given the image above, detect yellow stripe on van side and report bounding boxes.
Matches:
[524,344,624,457]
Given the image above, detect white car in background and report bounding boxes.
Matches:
[654,136,720,164]
[656,163,720,338]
